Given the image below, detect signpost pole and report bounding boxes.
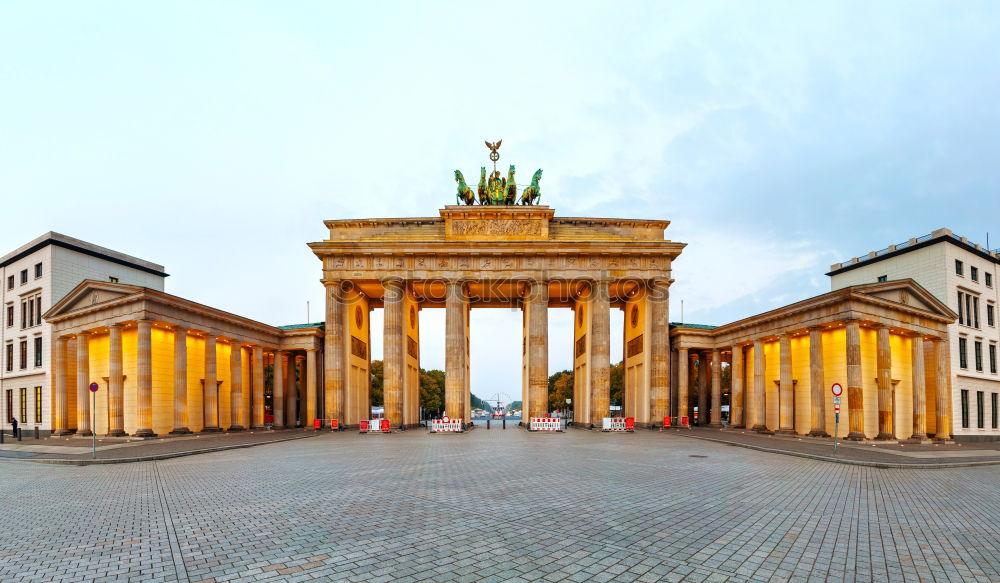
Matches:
[834,412,839,455]
[830,383,843,456]
[89,382,99,459]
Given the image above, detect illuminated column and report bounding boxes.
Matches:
[202,335,221,432]
[875,325,894,440]
[932,338,951,441]
[730,345,744,428]
[751,339,767,432]
[677,347,688,425]
[777,333,795,434]
[589,280,609,425]
[134,320,155,437]
[689,351,699,424]
[273,349,284,429]
[383,279,405,427]
[697,351,709,426]
[910,335,927,440]
[324,282,345,426]
[107,324,126,437]
[76,331,92,436]
[252,346,265,428]
[53,336,71,435]
[306,349,318,425]
[845,320,865,440]
[445,281,468,421]
[285,353,297,427]
[229,342,244,431]
[170,326,190,434]
[709,349,722,427]
[807,326,828,437]
[648,279,670,426]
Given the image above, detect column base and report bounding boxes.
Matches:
[77,430,94,437]
[201,426,223,433]
[874,432,896,441]
[133,429,157,438]
[750,424,773,434]
[706,423,723,428]
[775,428,796,435]
[105,430,127,437]
[169,427,192,435]
[932,435,952,442]
[807,430,831,438]
[904,434,932,444]
[845,431,866,441]
[731,424,745,429]
[53,429,75,436]
[250,425,265,430]
[227,425,246,432]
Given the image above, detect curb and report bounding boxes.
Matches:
[3,433,319,466]
[677,432,1000,469]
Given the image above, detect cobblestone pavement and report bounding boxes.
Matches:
[1,428,998,582]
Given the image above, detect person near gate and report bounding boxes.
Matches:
[10,417,18,439]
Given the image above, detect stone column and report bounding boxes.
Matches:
[306,349,318,426]
[698,351,709,426]
[648,279,670,426]
[689,351,699,424]
[383,279,405,427]
[107,324,126,436]
[590,281,610,425]
[229,343,244,431]
[252,346,265,428]
[875,325,894,440]
[324,282,346,426]
[273,350,284,429]
[202,335,221,432]
[751,339,767,432]
[286,353,297,427]
[677,348,689,425]
[845,320,865,440]
[709,349,722,427]
[776,334,795,434]
[807,326,828,437]
[910,335,927,440]
[134,320,155,437]
[170,326,190,434]
[53,336,71,435]
[528,281,550,421]
[730,345,744,428]
[932,338,951,441]
[445,281,467,421]
[76,331,92,436]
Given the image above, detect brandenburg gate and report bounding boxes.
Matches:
[309,205,685,429]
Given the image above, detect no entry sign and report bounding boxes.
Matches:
[831,383,843,397]
[89,382,99,393]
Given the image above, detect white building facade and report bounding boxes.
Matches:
[0,233,166,436]
[829,228,1000,441]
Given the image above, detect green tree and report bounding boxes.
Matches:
[508,400,522,411]
[548,370,573,411]
[419,368,445,416]
[370,360,384,407]
[609,361,624,407]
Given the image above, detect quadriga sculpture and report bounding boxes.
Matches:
[454,170,475,205]
[477,167,488,205]
[520,169,542,205]
[504,165,517,205]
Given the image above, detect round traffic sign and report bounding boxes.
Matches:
[442,415,450,423]
[831,383,843,397]
[89,382,99,393]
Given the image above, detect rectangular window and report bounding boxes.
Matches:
[958,292,965,325]
[5,305,12,328]
[977,391,985,429]
[991,344,998,374]
[961,389,970,428]
[987,272,994,288]
[34,337,42,367]
[4,390,11,423]
[994,393,999,430]
[877,275,888,283]
[5,344,11,372]
[971,266,979,282]
[975,341,983,371]
[19,387,26,424]
[27,298,34,327]
[974,296,981,328]
[34,387,42,424]
[6,275,12,290]
[34,262,42,278]
[959,338,968,368]
[35,295,41,325]
[20,301,26,329]
[990,304,996,327]
[967,294,973,326]
[956,259,964,275]
[19,269,27,285]
[19,340,27,370]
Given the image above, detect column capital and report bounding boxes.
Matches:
[807,324,825,332]
[380,277,406,289]
[173,324,187,333]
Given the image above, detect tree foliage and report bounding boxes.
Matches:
[548,370,573,411]
[368,360,491,418]
[370,360,384,407]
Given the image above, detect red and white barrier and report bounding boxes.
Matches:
[601,417,635,432]
[361,419,390,433]
[429,418,464,433]
[530,417,563,431]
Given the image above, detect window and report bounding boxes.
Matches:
[977,391,985,429]
[5,343,12,372]
[19,388,26,424]
[974,296,981,328]
[35,294,41,325]
[987,272,994,288]
[19,340,27,370]
[958,291,965,325]
[967,294,973,326]
[956,259,964,275]
[34,337,42,367]
[5,305,12,328]
[991,344,998,374]
[108,276,119,283]
[34,387,42,424]
[961,390,970,428]
[19,269,27,284]
[4,390,11,423]
[975,341,983,372]
[6,275,12,290]
[990,304,996,327]
[34,262,42,278]
[994,393,999,430]
[971,266,979,282]
[959,338,968,368]
[27,298,33,327]
[20,301,26,329]
[877,275,888,283]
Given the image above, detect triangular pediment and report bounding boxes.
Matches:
[851,279,957,320]
[43,280,144,320]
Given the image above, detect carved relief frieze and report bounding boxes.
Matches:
[451,219,542,237]
[351,336,367,359]
[627,334,644,358]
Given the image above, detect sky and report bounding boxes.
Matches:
[2,1,998,404]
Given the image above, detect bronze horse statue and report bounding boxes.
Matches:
[477,167,488,205]
[520,169,542,205]
[454,170,475,205]
[504,165,517,205]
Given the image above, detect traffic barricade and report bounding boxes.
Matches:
[661,416,671,430]
[380,419,390,432]
[359,419,369,433]
[330,419,339,431]
[680,415,690,428]
[601,417,633,432]
[529,417,563,431]
[429,418,464,433]
[313,419,322,430]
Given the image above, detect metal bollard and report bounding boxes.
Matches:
[17,429,22,441]
[34,426,39,440]
[502,418,506,429]
[487,419,490,430]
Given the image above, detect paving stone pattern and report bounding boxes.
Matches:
[1,428,998,582]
